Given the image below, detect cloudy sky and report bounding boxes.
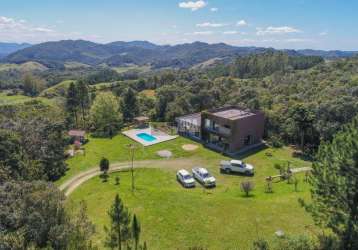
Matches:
[0,0,357,50]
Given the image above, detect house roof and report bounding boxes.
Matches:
[68,130,86,137]
[211,107,255,120]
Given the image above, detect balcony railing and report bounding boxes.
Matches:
[204,125,231,136]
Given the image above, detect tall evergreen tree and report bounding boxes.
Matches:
[301,116,358,249]
[121,88,139,123]
[132,214,141,250]
[288,104,315,150]
[105,194,131,250]
[76,80,90,128]
[66,82,79,128]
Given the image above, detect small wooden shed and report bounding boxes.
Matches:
[68,130,86,143]
[134,116,150,128]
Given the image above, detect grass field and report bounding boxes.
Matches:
[65,134,315,249]
[112,65,151,74]
[60,135,219,185]
[0,92,56,106]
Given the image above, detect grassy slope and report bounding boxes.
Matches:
[112,65,151,74]
[0,92,56,106]
[39,80,75,98]
[66,135,314,249]
[0,61,48,72]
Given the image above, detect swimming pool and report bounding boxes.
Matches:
[136,132,157,142]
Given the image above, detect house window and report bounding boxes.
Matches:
[205,119,211,129]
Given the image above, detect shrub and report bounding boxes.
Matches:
[115,176,120,185]
[252,238,270,250]
[240,180,255,197]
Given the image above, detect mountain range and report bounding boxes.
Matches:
[1,40,357,69]
[0,42,32,59]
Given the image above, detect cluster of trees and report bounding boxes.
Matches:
[22,73,47,96]
[0,181,96,250]
[207,51,323,79]
[66,80,91,128]
[0,102,67,182]
[66,78,140,137]
[0,100,98,249]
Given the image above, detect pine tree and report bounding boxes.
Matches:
[105,194,131,250]
[132,214,141,250]
[301,116,358,249]
[288,104,315,151]
[121,88,139,123]
[66,82,79,127]
[76,80,90,128]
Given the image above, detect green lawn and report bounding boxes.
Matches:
[60,135,220,185]
[66,136,315,249]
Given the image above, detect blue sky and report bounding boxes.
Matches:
[0,0,357,50]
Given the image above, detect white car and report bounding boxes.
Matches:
[220,160,254,175]
[176,169,195,188]
[192,167,216,188]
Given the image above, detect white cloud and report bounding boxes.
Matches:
[284,38,313,43]
[186,31,214,35]
[256,26,302,35]
[0,16,101,43]
[210,7,218,12]
[319,31,328,36]
[236,20,247,27]
[196,22,227,28]
[223,30,238,35]
[178,1,207,11]
[32,27,54,33]
[260,38,313,43]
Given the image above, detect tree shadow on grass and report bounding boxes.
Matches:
[291,149,314,161]
[232,144,269,160]
[240,193,256,198]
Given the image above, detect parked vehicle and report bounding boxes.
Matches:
[176,169,195,188]
[192,167,216,188]
[220,160,254,175]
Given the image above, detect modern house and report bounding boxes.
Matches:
[176,106,265,154]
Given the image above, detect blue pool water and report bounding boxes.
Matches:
[136,133,157,142]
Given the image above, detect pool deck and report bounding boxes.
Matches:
[122,127,178,146]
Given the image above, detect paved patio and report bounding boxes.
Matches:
[122,127,178,146]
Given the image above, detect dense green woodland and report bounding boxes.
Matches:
[0,51,358,249]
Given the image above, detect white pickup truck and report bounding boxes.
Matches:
[220,160,254,175]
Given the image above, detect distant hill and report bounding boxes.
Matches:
[3,40,358,69]
[4,40,269,69]
[297,49,358,59]
[0,42,32,59]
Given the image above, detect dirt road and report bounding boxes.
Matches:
[59,158,202,196]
